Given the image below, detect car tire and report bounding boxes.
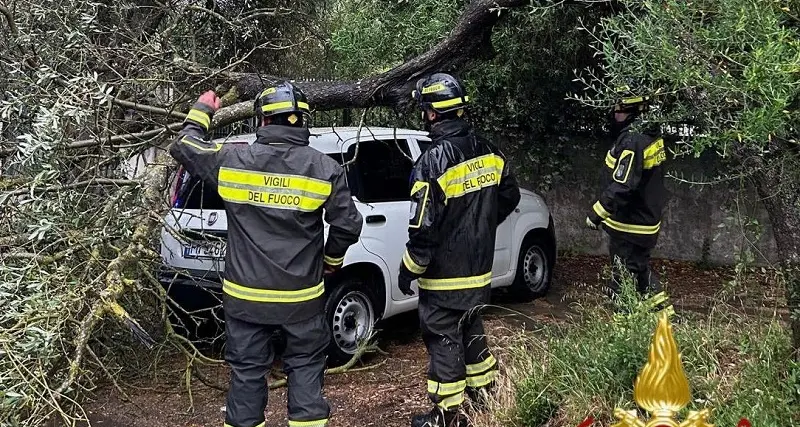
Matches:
[511,232,554,301]
[323,277,377,367]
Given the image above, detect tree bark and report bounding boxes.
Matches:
[751,154,800,359]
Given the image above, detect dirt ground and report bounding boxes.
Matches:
[81,255,785,427]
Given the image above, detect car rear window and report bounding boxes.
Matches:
[172,170,225,210]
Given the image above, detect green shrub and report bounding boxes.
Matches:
[510,272,799,427]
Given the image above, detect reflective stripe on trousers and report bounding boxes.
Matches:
[466,353,498,388]
[418,272,491,291]
[222,279,324,303]
[288,419,329,427]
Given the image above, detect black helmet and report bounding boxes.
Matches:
[254,81,311,126]
[411,73,470,114]
[613,84,651,114]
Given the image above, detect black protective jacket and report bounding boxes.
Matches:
[170,102,363,325]
[588,124,668,247]
[400,119,521,310]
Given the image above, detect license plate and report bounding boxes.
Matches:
[183,240,226,259]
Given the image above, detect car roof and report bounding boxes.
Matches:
[210,126,429,154]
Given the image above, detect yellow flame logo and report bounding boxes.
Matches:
[634,312,690,413]
[612,312,714,427]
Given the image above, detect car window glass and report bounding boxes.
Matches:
[176,173,225,210]
[349,138,414,203]
[417,140,432,155]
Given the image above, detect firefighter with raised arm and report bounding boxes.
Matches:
[586,85,669,303]
[169,83,363,427]
[397,73,521,427]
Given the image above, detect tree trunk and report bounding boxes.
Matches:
[752,154,800,359]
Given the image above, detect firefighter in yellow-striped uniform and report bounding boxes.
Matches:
[170,83,363,427]
[586,86,668,301]
[398,73,521,427]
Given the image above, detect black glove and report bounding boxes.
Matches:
[586,216,600,230]
[398,264,417,296]
[323,262,341,276]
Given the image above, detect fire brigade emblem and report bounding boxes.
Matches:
[580,312,751,427]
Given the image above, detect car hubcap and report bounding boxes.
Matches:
[332,291,374,354]
[523,245,547,292]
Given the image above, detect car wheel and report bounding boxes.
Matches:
[511,232,554,301]
[324,278,377,366]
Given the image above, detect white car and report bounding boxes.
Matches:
[159,126,556,364]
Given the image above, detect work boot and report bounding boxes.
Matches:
[411,407,471,427]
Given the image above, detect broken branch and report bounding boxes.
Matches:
[2,178,139,198]
[0,4,17,36]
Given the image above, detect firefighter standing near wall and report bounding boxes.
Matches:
[398,73,521,427]
[169,83,363,427]
[586,86,669,305]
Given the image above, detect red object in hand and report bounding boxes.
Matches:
[197,90,221,112]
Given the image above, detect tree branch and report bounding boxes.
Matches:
[2,178,139,198]
[0,0,530,156]
[0,4,18,36]
[212,0,530,127]
[109,97,187,120]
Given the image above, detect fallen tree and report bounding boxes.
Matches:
[0,0,533,425]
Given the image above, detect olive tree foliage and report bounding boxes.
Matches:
[573,0,800,355]
[0,1,326,425]
[328,0,609,190]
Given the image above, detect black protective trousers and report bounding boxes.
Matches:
[224,313,331,427]
[607,235,661,296]
[419,302,498,410]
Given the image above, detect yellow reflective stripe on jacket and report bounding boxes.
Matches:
[436,392,465,409]
[223,280,324,303]
[466,354,497,375]
[466,369,497,388]
[403,250,427,275]
[643,138,666,169]
[592,201,612,220]
[323,254,344,266]
[605,151,617,169]
[436,154,504,200]
[427,379,466,396]
[261,101,311,112]
[217,167,331,212]
[180,136,222,152]
[186,108,211,130]
[409,181,430,229]
[430,96,469,109]
[219,167,331,196]
[288,419,328,427]
[602,218,661,235]
[418,272,491,291]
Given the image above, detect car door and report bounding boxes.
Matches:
[344,136,418,301]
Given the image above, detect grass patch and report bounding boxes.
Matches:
[494,273,799,427]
